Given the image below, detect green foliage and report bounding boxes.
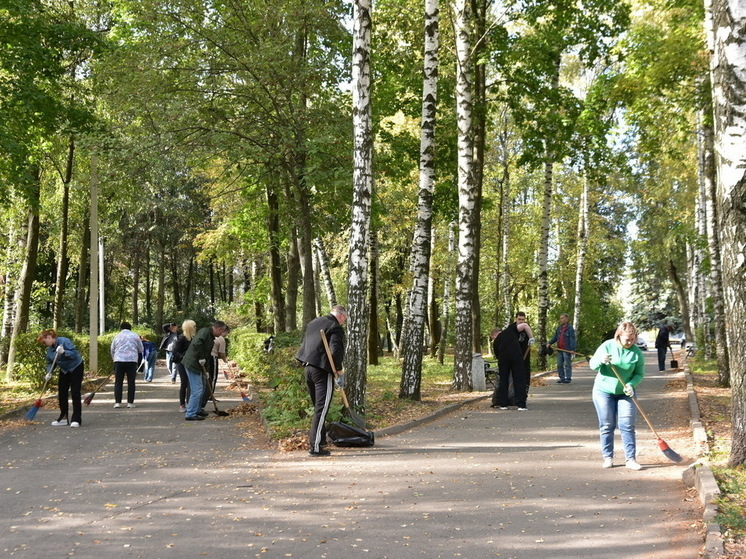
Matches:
[713,467,746,540]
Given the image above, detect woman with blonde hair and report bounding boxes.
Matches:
[173,320,197,413]
[588,321,646,470]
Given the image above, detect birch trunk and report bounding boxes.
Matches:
[709,0,746,464]
[438,222,456,365]
[701,77,730,384]
[131,245,140,324]
[369,228,380,366]
[428,228,440,357]
[572,175,589,334]
[400,0,439,400]
[452,0,476,390]
[313,237,337,307]
[346,0,374,412]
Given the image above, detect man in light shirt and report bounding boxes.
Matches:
[111,322,144,408]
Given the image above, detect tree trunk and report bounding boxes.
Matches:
[155,243,165,329]
[144,244,152,324]
[438,222,456,365]
[572,175,589,335]
[346,0,374,412]
[668,260,694,344]
[286,224,300,331]
[368,228,380,366]
[537,155,553,370]
[6,167,41,380]
[53,135,74,330]
[470,0,486,355]
[709,0,746,465]
[400,0,438,400]
[1,224,20,367]
[252,258,266,332]
[266,180,285,334]
[170,251,182,312]
[428,228,439,357]
[313,237,337,308]
[74,213,90,333]
[131,245,141,325]
[452,0,476,391]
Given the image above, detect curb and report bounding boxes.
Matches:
[681,365,725,558]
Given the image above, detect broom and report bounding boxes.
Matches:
[25,352,60,420]
[320,329,366,430]
[608,363,683,463]
[83,371,114,406]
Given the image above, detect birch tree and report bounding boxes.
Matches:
[346,0,374,412]
[452,0,476,390]
[708,0,746,466]
[572,175,589,334]
[400,0,439,400]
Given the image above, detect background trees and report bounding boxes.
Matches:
[1,0,743,463]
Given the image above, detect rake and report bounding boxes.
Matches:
[83,371,114,406]
[608,363,682,463]
[320,329,366,430]
[25,352,60,420]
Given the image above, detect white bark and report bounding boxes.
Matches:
[313,237,337,308]
[453,0,476,390]
[572,176,589,334]
[709,0,746,464]
[438,222,456,365]
[401,0,439,400]
[346,0,373,412]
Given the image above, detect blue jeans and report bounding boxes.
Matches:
[166,351,176,381]
[144,353,157,382]
[592,387,637,460]
[185,365,204,418]
[556,351,572,381]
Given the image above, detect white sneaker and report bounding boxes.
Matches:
[127,403,136,408]
[70,421,80,428]
[178,406,186,413]
[602,457,613,468]
[499,407,508,410]
[517,407,528,411]
[51,419,68,426]
[625,459,643,471]
[113,403,121,409]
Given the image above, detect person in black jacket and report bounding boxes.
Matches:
[160,323,179,382]
[296,305,348,457]
[490,318,534,411]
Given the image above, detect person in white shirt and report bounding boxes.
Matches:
[111,322,144,408]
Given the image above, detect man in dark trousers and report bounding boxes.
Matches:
[296,305,348,457]
[490,317,534,411]
[655,324,673,371]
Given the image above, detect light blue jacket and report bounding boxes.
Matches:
[46,337,84,374]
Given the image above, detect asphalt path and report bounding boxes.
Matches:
[1,354,702,558]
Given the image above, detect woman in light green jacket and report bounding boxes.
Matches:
[589,321,645,470]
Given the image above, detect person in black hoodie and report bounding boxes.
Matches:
[295,305,347,457]
[159,323,179,383]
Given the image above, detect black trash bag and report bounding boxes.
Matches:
[538,343,554,357]
[327,421,375,448]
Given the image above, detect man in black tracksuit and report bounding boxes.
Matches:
[296,305,348,457]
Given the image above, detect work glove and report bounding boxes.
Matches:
[55,344,65,355]
[198,359,206,366]
[45,371,52,382]
[602,354,612,365]
[623,383,634,397]
[335,373,345,388]
[528,338,535,346]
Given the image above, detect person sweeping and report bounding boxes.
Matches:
[588,321,645,470]
[37,329,85,428]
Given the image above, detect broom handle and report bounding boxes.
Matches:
[319,329,351,409]
[608,363,661,439]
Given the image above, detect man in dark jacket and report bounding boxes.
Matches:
[160,323,179,383]
[182,321,228,421]
[296,305,347,456]
[655,324,673,372]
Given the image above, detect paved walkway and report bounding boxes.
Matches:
[1,355,702,558]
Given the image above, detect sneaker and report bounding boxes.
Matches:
[113,403,121,409]
[51,419,68,426]
[185,415,205,421]
[602,457,613,468]
[625,459,643,471]
[309,449,331,457]
[178,406,187,413]
[127,403,136,408]
[499,407,508,410]
[70,421,80,428]
[197,411,209,417]
[517,407,528,411]
[556,379,565,384]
